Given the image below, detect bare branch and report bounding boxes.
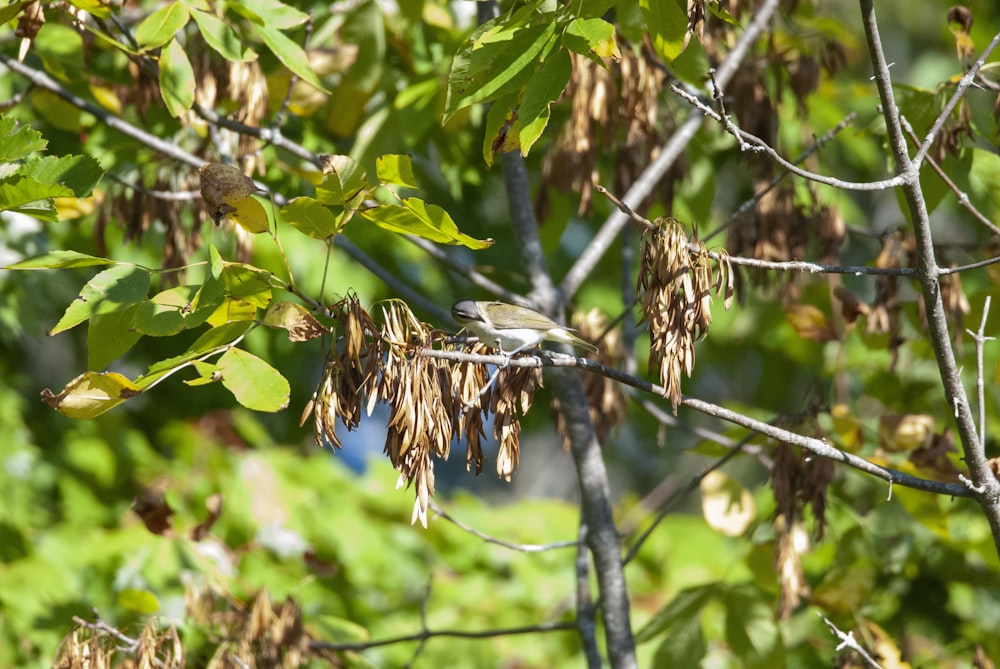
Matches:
[911,30,1000,169]
[424,348,974,498]
[860,0,1000,551]
[310,620,577,652]
[429,500,580,553]
[966,296,995,445]
[671,85,904,191]
[818,613,885,669]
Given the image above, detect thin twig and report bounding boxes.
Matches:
[911,30,1000,168]
[898,116,1000,237]
[817,613,885,669]
[860,0,1000,554]
[309,620,577,652]
[429,500,580,553]
[671,85,904,191]
[703,112,859,242]
[966,296,994,445]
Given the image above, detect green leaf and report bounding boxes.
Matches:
[445,19,558,120]
[967,148,1000,216]
[375,154,418,188]
[637,584,716,642]
[160,38,196,117]
[359,198,494,249]
[118,588,160,614]
[721,586,784,669]
[315,155,368,205]
[19,155,104,197]
[221,263,273,309]
[135,2,190,50]
[217,348,290,412]
[66,0,110,18]
[88,305,142,370]
[34,23,85,82]
[190,9,257,62]
[132,285,215,336]
[0,115,46,162]
[251,23,330,94]
[342,0,385,92]
[51,264,152,335]
[281,197,342,239]
[641,0,688,62]
[41,371,142,418]
[482,90,521,166]
[137,320,253,388]
[0,1,30,25]
[229,0,309,29]
[515,48,573,157]
[4,250,115,270]
[564,18,620,59]
[651,616,706,668]
[0,175,73,220]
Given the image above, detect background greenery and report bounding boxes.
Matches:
[2,0,1000,666]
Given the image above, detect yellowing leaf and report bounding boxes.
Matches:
[879,414,934,452]
[41,371,142,418]
[228,195,270,234]
[263,301,327,341]
[784,304,838,342]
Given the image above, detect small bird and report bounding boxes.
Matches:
[451,299,597,355]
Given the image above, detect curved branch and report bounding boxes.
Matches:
[424,348,974,499]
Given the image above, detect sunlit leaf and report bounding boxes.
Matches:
[217,348,290,412]
[316,155,367,205]
[19,154,104,197]
[221,263,272,309]
[190,9,257,62]
[375,154,418,188]
[0,115,46,162]
[88,305,142,370]
[251,23,330,93]
[41,371,142,418]
[118,588,160,614]
[159,38,196,117]
[263,301,327,341]
[515,48,572,157]
[281,196,341,239]
[640,0,688,62]
[563,17,620,60]
[51,264,151,335]
[700,470,756,537]
[4,250,115,270]
[135,2,189,50]
[444,18,557,120]
[359,198,493,249]
[133,285,215,336]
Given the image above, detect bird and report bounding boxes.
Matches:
[451,299,597,355]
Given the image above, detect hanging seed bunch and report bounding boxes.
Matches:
[638,218,733,412]
[452,342,540,484]
[303,296,541,527]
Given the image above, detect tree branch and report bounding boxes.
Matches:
[859,0,1000,552]
[424,348,974,499]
